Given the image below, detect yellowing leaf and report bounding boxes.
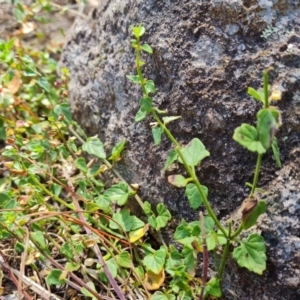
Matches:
[144,269,165,291]
[83,239,96,248]
[129,224,149,243]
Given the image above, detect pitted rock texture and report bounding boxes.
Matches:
[60,0,300,299]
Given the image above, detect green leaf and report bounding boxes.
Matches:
[164,149,178,170]
[65,262,80,272]
[53,103,72,124]
[168,174,188,187]
[247,87,264,103]
[104,182,130,206]
[23,66,41,77]
[126,74,140,84]
[99,259,118,282]
[257,108,280,150]
[109,209,133,232]
[135,108,147,122]
[152,126,164,145]
[109,139,126,162]
[162,116,181,125]
[178,138,210,167]
[15,241,24,253]
[155,203,172,230]
[37,77,51,92]
[31,231,47,250]
[205,277,221,297]
[94,195,111,213]
[233,124,266,154]
[145,80,156,94]
[143,246,167,274]
[75,157,88,173]
[141,43,153,54]
[143,201,153,215]
[116,251,132,268]
[81,281,97,300]
[242,200,267,230]
[130,216,145,231]
[185,183,208,210]
[140,97,153,112]
[131,25,145,38]
[46,270,66,285]
[272,137,281,168]
[82,136,106,159]
[182,246,196,275]
[151,291,176,300]
[232,233,266,275]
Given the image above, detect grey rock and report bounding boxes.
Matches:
[59,0,300,298]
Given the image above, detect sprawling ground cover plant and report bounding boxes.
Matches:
[0,5,283,298]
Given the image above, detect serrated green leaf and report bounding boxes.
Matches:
[104,182,130,206]
[233,124,266,154]
[272,137,281,168]
[126,74,140,84]
[116,251,132,268]
[143,201,153,215]
[109,209,133,232]
[130,216,145,230]
[145,80,156,94]
[148,215,157,229]
[232,233,266,275]
[242,200,267,230]
[74,157,88,173]
[46,270,66,285]
[168,174,187,187]
[143,247,167,274]
[53,103,72,123]
[155,203,171,230]
[109,139,126,162]
[141,43,153,54]
[94,195,111,212]
[178,138,210,167]
[152,126,164,145]
[82,136,106,159]
[140,96,153,112]
[164,149,178,170]
[185,183,208,210]
[135,108,147,122]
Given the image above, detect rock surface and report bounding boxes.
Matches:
[59,0,300,299]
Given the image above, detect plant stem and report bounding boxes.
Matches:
[152,111,227,237]
[28,173,74,209]
[250,154,262,197]
[217,221,232,280]
[136,37,147,96]
[134,38,227,237]
[230,223,243,239]
[263,71,269,108]
[199,212,208,300]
